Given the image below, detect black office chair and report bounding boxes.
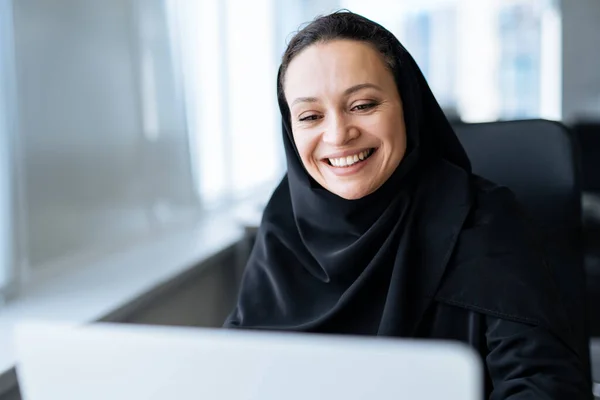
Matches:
[571,121,600,339]
[453,119,592,381]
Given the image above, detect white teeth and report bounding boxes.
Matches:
[328,149,372,167]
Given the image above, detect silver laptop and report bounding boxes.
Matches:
[14,321,482,400]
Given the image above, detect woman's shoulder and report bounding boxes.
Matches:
[434,174,571,337]
[460,175,543,255]
[438,174,544,298]
[467,175,526,228]
[445,174,544,279]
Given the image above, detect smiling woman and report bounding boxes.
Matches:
[284,40,407,200]
[224,10,592,399]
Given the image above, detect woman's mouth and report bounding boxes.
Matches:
[326,148,376,167]
[322,148,378,177]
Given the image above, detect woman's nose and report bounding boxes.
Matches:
[321,115,359,146]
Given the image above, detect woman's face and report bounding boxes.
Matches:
[284,39,407,200]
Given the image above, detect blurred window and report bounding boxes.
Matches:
[166,0,340,208]
[1,0,200,296]
[340,0,561,122]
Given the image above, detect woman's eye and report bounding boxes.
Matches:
[352,103,377,111]
[299,114,320,122]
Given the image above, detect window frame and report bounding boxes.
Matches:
[0,0,24,302]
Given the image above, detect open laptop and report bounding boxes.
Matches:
[14,321,482,400]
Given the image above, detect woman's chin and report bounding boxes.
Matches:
[326,182,375,200]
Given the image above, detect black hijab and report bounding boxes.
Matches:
[224,12,574,346]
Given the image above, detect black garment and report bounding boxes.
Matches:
[428,304,590,399]
[224,13,591,399]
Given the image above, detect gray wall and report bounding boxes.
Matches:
[0,387,20,400]
[562,0,600,122]
[11,0,199,274]
[116,247,240,328]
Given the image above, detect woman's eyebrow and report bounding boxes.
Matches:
[343,83,383,96]
[290,83,383,108]
[291,96,318,107]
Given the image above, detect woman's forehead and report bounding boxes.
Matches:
[284,40,393,99]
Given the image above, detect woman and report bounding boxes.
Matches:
[225,11,592,399]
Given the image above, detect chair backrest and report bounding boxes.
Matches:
[453,119,590,375]
[454,120,582,233]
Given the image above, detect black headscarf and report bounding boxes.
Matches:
[225,13,574,346]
